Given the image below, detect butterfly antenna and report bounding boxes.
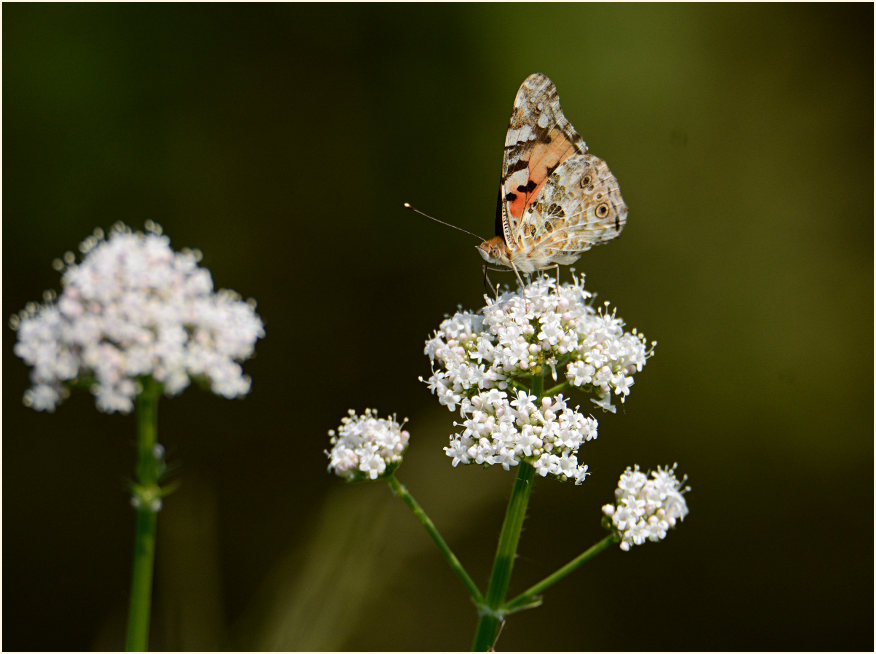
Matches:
[403,202,485,242]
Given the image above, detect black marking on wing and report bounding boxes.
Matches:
[505,158,530,175]
[494,189,505,239]
[501,74,589,182]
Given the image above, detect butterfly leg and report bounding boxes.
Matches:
[482,264,499,300]
[510,262,527,291]
[510,262,531,310]
[534,264,561,287]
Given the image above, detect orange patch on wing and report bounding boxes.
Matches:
[507,192,528,221]
[507,136,578,220]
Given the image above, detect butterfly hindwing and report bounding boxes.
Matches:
[521,155,627,257]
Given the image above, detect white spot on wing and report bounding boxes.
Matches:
[508,169,529,187]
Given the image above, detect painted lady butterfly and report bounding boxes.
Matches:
[477,73,628,279]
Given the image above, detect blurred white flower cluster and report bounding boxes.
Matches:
[11,222,265,413]
[423,275,654,482]
[327,409,410,481]
[602,464,690,551]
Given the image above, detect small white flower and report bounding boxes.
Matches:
[603,464,690,550]
[613,373,634,397]
[591,393,616,414]
[510,390,538,417]
[11,223,264,413]
[327,409,410,481]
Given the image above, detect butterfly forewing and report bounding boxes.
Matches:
[500,73,588,243]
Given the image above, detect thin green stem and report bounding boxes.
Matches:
[470,373,544,651]
[386,474,483,603]
[471,460,537,651]
[504,534,617,612]
[530,372,545,397]
[126,509,157,651]
[125,377,161,652]
[544,380,571,397]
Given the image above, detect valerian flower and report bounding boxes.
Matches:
[602,464,690,551]
[11,222,264,413]
[423,274,654,483]
[327,409,410,481]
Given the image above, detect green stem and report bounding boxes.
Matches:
[386,474,483,604]
[470,373,544,651]
[530,372,544,397]
[125,377,161,652]
[504,535,617,612]
[471,460,537,651]
[544,380,571,397]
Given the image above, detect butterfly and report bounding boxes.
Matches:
[477,73,628,283]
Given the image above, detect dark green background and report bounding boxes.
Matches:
[3,3,873,651]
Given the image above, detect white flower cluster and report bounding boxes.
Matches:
[11,222,265,413]
[446,389,597,484]
[423,274,654,482]
[327,409,410,481]
[424,274,654,415]
[602,464,690,551]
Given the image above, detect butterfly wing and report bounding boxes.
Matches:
[518,154,627,267]
[499,73,588,247]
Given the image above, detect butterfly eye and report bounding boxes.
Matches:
[596,203,610,218]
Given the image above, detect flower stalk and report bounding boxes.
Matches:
[472,459,536,651]
[504,534,617,612]
[471,373,542,651]
[386,474,483,604]
[125,377,162,651]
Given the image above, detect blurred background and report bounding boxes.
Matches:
[3,4,872,651]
